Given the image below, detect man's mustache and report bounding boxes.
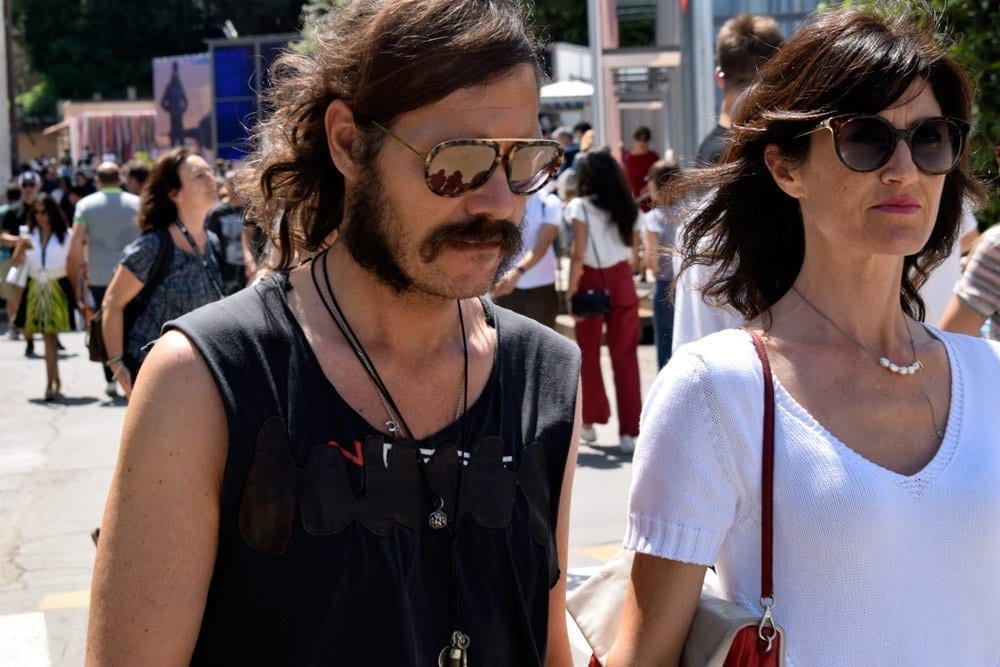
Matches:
[419,215,522,262]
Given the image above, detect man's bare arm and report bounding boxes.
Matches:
[87,331,228,665]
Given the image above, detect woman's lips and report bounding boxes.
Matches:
[872,196,920,214]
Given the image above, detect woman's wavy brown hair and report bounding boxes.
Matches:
[667,6,983,322]
[238,0,543,270]
[138,147,190,232]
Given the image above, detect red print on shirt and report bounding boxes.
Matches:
[329,439,364,466]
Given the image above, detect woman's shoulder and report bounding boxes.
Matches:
[565,196,587,215]
[168,274,290,345]
[671,328,763,382]
[645,329,765,419]
[121,228,172,272]
[931,326,1000,368]
[123,228,165,253]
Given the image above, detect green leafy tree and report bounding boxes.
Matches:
[532,0,589,45]
[13,0,213,120]
[211,0,308,35]
[934,0,1000,228]
[13,0,308,123]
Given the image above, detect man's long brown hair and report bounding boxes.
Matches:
[238,0,542,270]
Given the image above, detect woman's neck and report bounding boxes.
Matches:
[175,207,208,234]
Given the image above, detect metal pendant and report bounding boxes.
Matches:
[428,497,448,530]
[438,631,470,667]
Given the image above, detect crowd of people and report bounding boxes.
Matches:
[0,150,265,401]
[2,0,997,665]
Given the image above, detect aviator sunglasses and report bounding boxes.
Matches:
[372,122,563,197]
[798,114,969,175]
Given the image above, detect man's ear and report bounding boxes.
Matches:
[714,66,725,90]
[763,143,804,200]
[325,99,360,183]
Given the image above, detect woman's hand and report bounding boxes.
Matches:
[11,238,31,265]
[112,362,133,399]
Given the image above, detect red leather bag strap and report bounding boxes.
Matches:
[747,329,775,602]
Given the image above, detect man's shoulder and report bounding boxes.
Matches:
[1,201,24,232]
[77,189,140,213]
[3,200,24,217]
[695,124,729,166]
[494,303,578,362]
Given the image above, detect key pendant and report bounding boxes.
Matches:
[428,497,448,530]
[437,631,470,667]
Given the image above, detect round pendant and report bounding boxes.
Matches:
[438,631,471,667]
[428,496,448,529]
[429,508,448,530]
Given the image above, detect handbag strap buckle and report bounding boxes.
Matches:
[757,597,776,652]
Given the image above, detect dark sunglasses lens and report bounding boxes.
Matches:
[911,119,961,174]
[427,144,498,196]
[509,145,561,195]
[835,117,895,171]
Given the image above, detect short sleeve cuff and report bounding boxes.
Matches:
[622,512,723,566]
[957,291,997,320]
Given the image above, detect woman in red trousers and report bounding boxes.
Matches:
[565,150,642,454]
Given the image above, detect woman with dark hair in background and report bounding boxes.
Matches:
[100,147,223,398]
[641,157,681,369]
[609,6,999,665]
[13,193,77,400]
[566,150,642,454]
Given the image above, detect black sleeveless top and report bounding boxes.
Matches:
[166,272,580,666]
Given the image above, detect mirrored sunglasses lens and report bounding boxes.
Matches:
[835,117,894,171]
[509,145,560,194]
[911,119,960,174]
[427,144,497,195]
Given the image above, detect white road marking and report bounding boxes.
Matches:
[0,612,50,666]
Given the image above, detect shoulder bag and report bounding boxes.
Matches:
[567,329,785,666]
[570,202,612,318]
[87,227,174,363]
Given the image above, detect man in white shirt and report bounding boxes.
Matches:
[491,188,562,328]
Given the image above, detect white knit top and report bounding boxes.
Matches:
[624,328,1000,666]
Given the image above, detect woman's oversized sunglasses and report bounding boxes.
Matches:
[372,122,563,197]
[798,114,969,175]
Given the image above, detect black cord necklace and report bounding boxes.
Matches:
[174,218,225,298]
[310,249,473,664]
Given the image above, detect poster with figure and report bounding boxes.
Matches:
[152,53,212,158]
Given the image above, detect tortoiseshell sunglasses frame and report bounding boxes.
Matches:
[372,121,564,197]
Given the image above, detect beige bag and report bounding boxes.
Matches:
[566,551,786,666]
[567,331,785,666]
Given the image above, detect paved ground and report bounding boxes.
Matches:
[0,322,662,665]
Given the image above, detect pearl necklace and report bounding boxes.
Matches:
[791,286,922,377]
[791,286,944,438]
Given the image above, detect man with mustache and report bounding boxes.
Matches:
[87,1,581,665]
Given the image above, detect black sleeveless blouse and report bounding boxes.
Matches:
[166,272,580,666]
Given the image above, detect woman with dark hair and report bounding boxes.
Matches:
[100,147,223,398]
[13,193,76,399]
[566,150,642,454]
[609,6,999,665]
[641,157,681,369]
